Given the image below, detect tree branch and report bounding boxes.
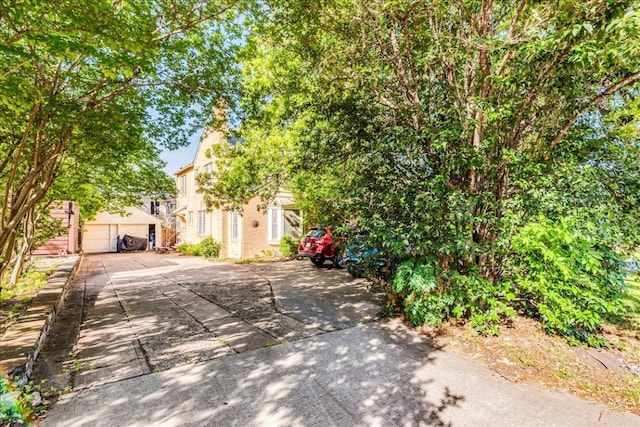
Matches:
[549,70,640,152]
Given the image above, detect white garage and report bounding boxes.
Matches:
[82,207,162,253]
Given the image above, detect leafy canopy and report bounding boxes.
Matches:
[201,0,640,343]
[0,0,248,282]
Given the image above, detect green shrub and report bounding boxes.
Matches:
[199,237,221,258]
[280,234,299,258]
[508,216,628,346]
[390,215,629,345]
[176,239,221,258]
[392,256,515,334]
[176,243,193,255]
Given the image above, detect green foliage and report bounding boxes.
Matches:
[199,237,222,258]
[176,243,194,255]
[1,375,29,424]
[190,245,202,257]
[0,0,247,286]
[508,216,629,346]
[176,238,221,258]
[393,257,515,335]
[621,273,640,329]
[279,234,298,257]
[196,1,640,342]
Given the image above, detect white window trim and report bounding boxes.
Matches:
[187,211,194,226]
[198,211,206,236]
[180,176,187,196]
[230,211,239,241]
[267,206,283,243]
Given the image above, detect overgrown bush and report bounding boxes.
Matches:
[392,256,515,335]
[508,216,629,346]
[391,216,630,345]
[176,242,194,255]
[176,238,221,258]
[280,234,299,258]
[199,237,221,258]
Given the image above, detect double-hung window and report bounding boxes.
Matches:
[180,176,187,196]
[267,207,283,243]
[198,211,206,236]
[231,211,239,241]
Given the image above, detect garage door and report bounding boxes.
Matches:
[83,224,151,253]
[119,225,148,240]
[83,224,119,253]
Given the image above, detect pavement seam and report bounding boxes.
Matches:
[100,260,154,377]
[155,268,321,350]
[249,265,335,334]
[159,272,295,351]
[65,261,90,390]
[117,291,154,371]
[109,286,155,374]
[157,285,240,354]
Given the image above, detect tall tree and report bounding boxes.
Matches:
[0,0,246,287]
[202,0,640,337]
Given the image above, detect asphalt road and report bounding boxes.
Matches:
[36,253,640,426]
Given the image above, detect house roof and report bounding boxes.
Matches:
[87,207,162,226]
[174,163,194,176]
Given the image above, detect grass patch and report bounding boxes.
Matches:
[1,266,54,335]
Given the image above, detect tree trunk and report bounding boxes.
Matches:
[8,240,29,287]
[8,207,37,287]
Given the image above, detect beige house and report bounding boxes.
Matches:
[174,127,303,259]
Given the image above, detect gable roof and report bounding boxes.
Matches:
[174,163,194,176]
[88,207,162,226]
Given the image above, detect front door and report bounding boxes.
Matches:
[227,211,242,258]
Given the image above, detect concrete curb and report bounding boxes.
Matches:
[0,255,82,384]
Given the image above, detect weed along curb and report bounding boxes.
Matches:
[0,255,81,385]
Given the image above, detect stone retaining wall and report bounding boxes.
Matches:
[0,255,81,384]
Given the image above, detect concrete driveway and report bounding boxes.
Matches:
[37,253,639,426]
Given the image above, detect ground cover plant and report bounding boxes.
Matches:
[417,266,640,414]
[0,264,54,335]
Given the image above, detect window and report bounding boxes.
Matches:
[267,207,283,242]
[283,209,302,238]
[187,211,193,226]
[180,175,187,196]
[198,211,206,236]
[231,211,239,241]
[204,162,213,173]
